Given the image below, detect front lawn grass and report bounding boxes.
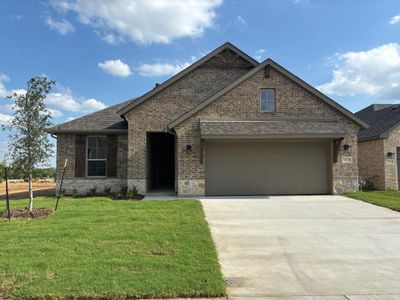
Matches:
[0,197,225,299]
[345,190,400,212]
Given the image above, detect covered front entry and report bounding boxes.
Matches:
[147,132,175,192]
[205,140,331,195]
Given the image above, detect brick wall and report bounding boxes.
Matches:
[384,125,400,190]
[358,125,400,191]
[174,67,361,195]
[358,139,385,189]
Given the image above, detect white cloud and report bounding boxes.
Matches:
[1,77,103,121]
[100,32,124,45]
[0,113,13,125]
[48,108,64,118]
[0,73,10,98]
[98,59,132,77]
[66,116,76,121]
[0,104,14,114]
[318,43,400,101]
[46,16,75,35]
[293,0,310,4]
[236,15,246,25]
[49,0,223,44]
[137,62,191,77]
[46,86,107,113]
[0,74,9,82]
[10,88,27,95]
[389,15,400,25]
[255,48,266,61]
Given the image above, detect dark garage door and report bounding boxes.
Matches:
[205,140,331,195]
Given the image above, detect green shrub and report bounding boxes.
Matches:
[120,185,128,196]
[103,185,112,196]
[87,186,97,197]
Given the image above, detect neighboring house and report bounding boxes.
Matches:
[48,42,367,196]
[355,104,400,190]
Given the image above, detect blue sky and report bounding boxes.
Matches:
[1,0,400,166]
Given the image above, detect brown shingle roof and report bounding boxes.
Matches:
[200,119,347,139]
[47,98,136,134]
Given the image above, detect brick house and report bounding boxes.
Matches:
[355,104,400,190]
[48,42,367,196]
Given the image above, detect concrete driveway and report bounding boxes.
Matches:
[201,195,400,300]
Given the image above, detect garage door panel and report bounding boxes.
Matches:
[205,141,330,195]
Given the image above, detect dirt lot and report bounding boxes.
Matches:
[0,181,55,198]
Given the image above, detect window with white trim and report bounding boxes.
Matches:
[87,136,107,177]
[260,88,275,112]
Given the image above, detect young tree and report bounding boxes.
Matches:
[2,77,55,210]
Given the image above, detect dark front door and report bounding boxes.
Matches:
[397,147,400,190]
[148,132,175,191]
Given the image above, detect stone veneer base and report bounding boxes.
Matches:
[178,179,205,196]
[128,179,147,195]
[333,178,359,194]
[57,177,359,197]
[58,179,127,196]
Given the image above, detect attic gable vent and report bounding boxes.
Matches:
[264,65,271,78]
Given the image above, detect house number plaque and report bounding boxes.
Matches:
[342,156,353,164]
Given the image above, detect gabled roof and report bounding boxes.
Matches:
[355,104,400,141]
[47,98,136,134]
[168,59,368,130]
[117,42,259,116]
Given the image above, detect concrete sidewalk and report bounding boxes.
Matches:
[201,195,400,299]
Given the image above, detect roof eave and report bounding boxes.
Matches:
[201,133,347,140]
[358,136,385,142]
[46,129,128,135]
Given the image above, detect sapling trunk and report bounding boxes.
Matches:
[28,172,33,211]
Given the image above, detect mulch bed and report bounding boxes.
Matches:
[1,207,53,219]
[112,194,145,201]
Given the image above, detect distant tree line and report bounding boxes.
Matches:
[0,166,56,180]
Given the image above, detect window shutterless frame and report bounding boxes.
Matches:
[86,135,107,178]
[260,88,275,112]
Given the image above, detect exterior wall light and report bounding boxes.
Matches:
[343,144,352,153]
[387,152,395,159]
[186,144,192,154]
